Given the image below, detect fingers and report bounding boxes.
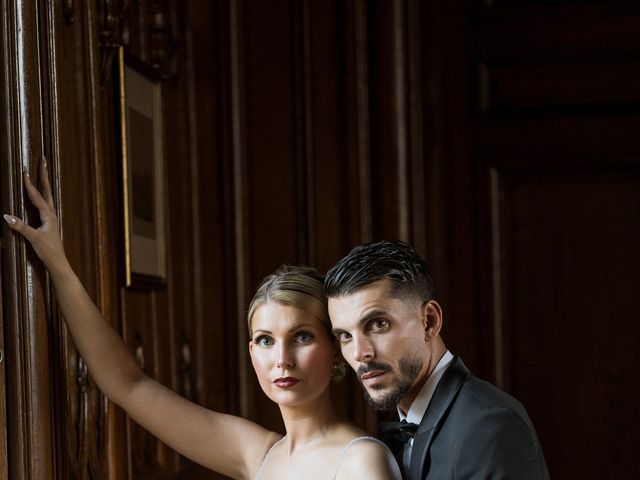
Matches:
[4,161,57,241]
[39,157,55,209]
[3,214,37,242]
[23,168,53,214]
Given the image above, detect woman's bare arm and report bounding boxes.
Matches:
[3,161,279,478]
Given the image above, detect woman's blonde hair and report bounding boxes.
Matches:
[247,265,329,333]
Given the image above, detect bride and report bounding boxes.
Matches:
[4,160,401,480]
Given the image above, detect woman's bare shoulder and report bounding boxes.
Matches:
[335,436,402,480]
[246,430,283,479]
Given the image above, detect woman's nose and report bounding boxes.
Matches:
[276,344,294,369]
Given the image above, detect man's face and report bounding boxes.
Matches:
[329,279,431,411]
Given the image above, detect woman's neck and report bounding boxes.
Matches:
[278,390,342,452]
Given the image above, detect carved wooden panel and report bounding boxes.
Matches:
[49,0,115,475]
[494,165,640,479]
[475,3,640,477]
[478,5,640,112]
[2,0,223,478]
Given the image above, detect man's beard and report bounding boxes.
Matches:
[358,356,423,411]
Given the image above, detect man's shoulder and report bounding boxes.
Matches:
[453,372,530,420]
[438,357,524,411]
[421,360,549,479]
[423,356,534,431]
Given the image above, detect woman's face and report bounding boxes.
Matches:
[249,302,336,408]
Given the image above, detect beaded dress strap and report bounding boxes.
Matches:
[254,436,286,480]
[333,436,391,479]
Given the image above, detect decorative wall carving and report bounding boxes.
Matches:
[98,0,129,86]
[98,0,180,86]
[63,0,75,25]
[62,335,108,479]
[149,0,180,80]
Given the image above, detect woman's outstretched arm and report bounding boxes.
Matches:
[4,161,279,478]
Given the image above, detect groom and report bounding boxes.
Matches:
[325,241,549,479]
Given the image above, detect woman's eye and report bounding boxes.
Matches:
[295,331,314,344]
[254,336,274,347]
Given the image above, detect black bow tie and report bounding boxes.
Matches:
[379,420,419,453]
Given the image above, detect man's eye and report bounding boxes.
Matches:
[370,319,388,332]
[295,331,314,344]
[254,336,274,347]
[336,332,352,343]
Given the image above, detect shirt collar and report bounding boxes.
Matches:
[398,350,454,425]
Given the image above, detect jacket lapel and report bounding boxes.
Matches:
[408,357,470,479]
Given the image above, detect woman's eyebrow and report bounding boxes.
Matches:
[288,323,315,332]
[251,329,271,336]
[252,323,315,336]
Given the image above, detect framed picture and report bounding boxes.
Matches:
[117,47,166,288]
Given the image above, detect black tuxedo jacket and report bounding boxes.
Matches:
[387,357,549,480]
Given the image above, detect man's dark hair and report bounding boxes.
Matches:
[324,240,436,302]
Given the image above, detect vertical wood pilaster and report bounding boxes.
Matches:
[0,1,54,478]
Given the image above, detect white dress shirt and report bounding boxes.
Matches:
[397,350,454,473]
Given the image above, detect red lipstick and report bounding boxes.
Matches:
[274,377,300,388]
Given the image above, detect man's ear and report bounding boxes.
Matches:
[421,300,443,340]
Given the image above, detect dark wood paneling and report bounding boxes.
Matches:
[417,0,449,305]
[479,4,640,63]
[242,0,298,276]
[496,167,640,478]
[475,3,640,477]
[0,266,6,480]
[185,0,237,432]
[428,0,480,370]
[0,1,55,478]
[479,4,640,113]
[117,1,220,477]
[484,62,640,110]
[368,1,408,241]
[308,0,350,270]
[478,129,640,478]
[121,292,159,477]
[342,0,373,247]
[46,0,120,477]
[479,113,640,155]
[7,0,640,478]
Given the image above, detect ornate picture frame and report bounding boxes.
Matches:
[117,47,166,288]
